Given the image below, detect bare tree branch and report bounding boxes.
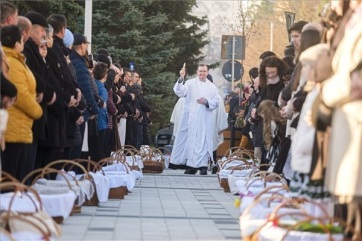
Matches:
[218,0,261,47]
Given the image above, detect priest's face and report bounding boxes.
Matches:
[197,66,208,81]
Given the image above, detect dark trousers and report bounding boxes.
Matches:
[104,128,114,158]
[2,143,33,184]
[136,124,143,150]
[125,117,134,147]
[142,125,152,145]
[98,129,110,159]
[35,146,64,179]
[260,145,268,171]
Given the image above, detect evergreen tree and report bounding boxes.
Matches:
[8,0,212,139]
[7,0,84,32]
[91,0,211,137]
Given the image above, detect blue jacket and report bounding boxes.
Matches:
[95,79,108,131]
[69,50,99,121]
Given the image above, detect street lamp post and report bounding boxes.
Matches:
[84,0,93,54]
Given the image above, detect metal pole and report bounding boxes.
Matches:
[230,36,237,148]
[230,125,235,148]
[231,36,236,91]
[84,0,93,54]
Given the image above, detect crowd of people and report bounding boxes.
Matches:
[0,0,361,238]
[0,2,152,184]
[224,1,362,238]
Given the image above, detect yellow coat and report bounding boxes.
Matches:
[3,47,43,143]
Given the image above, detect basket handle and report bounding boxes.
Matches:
[98,157,116,167]
[245,171,286,190]
[22,167,75,190]
[0,181,43,213]
[44,159,89,180]
[228,149,254,160]
[150,148,164,163]
[250,211,324,241]
[120,145,138,153]
[72,158,105,175]
[98,157,130,174]
[223,147,252,158]
[230,163,254,174]
[113,147,138,160]
[118,149,138,169]
[248,164,275,177]
[4,213,52,240]
[220,157,251,169]
[241,190,294,218]
[156,146,171,155]
[253,184,290,201]
[0,226,16,241]
[1,171,20,183]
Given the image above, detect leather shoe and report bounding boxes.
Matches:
[199,167,208,175]
[211,166,218,174]
[184,168,197,175]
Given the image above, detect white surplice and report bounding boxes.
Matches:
[170,97,185,138]
[170,77,219,168]
[212,94,228,151]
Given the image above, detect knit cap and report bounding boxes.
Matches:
[63,29,74,48]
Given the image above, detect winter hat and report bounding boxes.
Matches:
[63,29,74,48]
[25,11,48,28]
[73,33,90,46]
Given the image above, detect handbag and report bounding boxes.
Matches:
[234,105,246,128]
[234,116,244,128]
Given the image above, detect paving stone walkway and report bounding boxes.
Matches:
[58,169,241,241]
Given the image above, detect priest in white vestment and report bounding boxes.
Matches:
[170,97,185,138]
[169,64,219,175]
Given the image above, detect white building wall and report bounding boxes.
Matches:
[192,1,242,97]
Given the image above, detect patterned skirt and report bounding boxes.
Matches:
[289,172,331,201]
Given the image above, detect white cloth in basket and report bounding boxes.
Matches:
[1,231,50,241]
[236,179,285,196]
[258,222,344,241]
[102,171,135,191]
[219,159,251,170]
[218,168,253,179]
[102,163,137,190]
[42,177,94,205]
[0,192,41,213]
[240,203,303,238]
[125,155,143,169]
[88,171,110,203]
[33,192,76,219]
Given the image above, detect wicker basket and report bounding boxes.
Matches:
[98,157,130,199]
[218,158,255,193]
[112,146,141,171]
[108,186,128,199]
[220,178,230,192]
[142,148,164,174]
[51,216,64,224]
[142,161,164,173]
[72,158,105,206]
[0,181,61,238]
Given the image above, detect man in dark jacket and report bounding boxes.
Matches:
[70,33,99,158]
[46,14,83,160]
[23,11,56,178]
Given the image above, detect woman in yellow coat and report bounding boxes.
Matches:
[1,25,42,182]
